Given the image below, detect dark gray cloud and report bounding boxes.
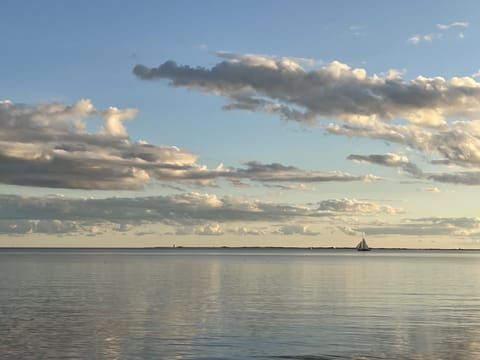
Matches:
[427,171,480,185]
[347,153,424,177]
[229,161,379,183]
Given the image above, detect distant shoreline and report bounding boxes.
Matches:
[0,246,478,251]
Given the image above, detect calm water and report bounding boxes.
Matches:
[1,248,480,359]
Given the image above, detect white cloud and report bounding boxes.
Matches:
[195,223,224,236]
[408,21,468,46]
[348,25,366,37]
[230,226,266,236]
[274,224,318,236]
[318,198,403,214]
[437,22,469,30]
[408,33,442,45]
[100,107,137,137]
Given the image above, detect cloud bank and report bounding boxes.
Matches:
[0,99,197,190]
[0,99,376,190]
[134,52,480,185]
[133,52,480,127]
[0,194,399,236]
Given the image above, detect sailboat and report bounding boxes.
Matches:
[356,233,370,251]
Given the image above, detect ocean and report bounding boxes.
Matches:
[1,248,479,359]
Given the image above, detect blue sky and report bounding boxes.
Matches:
[2,1,480,247]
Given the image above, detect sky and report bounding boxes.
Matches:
[2,0,480,248]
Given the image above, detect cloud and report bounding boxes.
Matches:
[408,33,442,45]
[133,52,480,186]
[427,171,480,185]
[133,52,480,128]
[0,99,199,190]
[437,22,469,30]
[262,183,315,191]
[0,193,400,236]
[408,21,468,45]
[0,219,80,235]
[0,99,377,190]
[8,192,476,239]
[100,107,137,137]
[318,198,403,214]
[338,225,358,236]
[274,224,319,236]
[175,224,224,236]
[146,160,379,188]
[357,217,480,237]
[229,161,379,184]
[0,193,261,235]
[195,223,224,236]
[348,25,366,37]
[347,153,424,177]
[348,152,480,186]
[329,116,480,170]
[229,226,266,236]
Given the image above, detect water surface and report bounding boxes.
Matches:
[1,248,480,359]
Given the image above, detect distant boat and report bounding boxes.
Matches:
[356,234,371,251]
